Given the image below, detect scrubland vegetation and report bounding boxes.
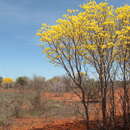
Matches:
[0,75,130,130]
[0,76,97,129]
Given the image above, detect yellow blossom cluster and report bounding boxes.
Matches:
[3,78,13,84]
[37,1,130,64]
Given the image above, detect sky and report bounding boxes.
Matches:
[0,0,129,79]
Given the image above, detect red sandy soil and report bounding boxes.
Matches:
[43,92,81,102]
[0,88,129,130]
[0,117,86,130]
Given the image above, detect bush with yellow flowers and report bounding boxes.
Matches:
[2,78,14,88]
[3,78,13,84]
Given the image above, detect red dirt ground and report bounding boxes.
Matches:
[0,117,86,130]
[0,88,128,130]
[43,92,81,102]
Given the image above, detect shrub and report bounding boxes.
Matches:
[16,76,29,86]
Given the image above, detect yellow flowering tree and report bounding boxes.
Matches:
[37,1,130,129]
[37,7,92,130]
[3,78,14,88]
[78,2,118,127]
[115,5,130,126]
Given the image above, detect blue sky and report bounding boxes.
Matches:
[0,0,129,79]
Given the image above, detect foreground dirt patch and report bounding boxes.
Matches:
[1,117,85,130]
